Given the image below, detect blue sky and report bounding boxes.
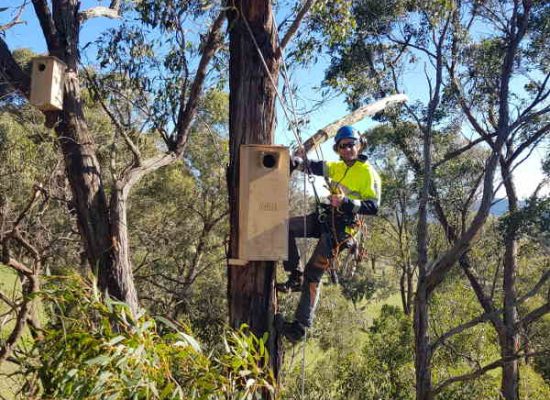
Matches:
[3,1,547,199]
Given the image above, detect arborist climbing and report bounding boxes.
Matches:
[276,125,382,343]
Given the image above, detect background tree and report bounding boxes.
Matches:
[0,0,225,314]
[320,0,549,398]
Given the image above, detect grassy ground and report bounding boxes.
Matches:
[363,290,402,322]
[0,264,20,400]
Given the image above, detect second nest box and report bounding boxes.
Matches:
[30,56,66,111]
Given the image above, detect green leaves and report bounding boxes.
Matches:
[22,275,275,400]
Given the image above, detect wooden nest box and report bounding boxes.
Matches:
[30,56,66,111]
[238,145,289,261]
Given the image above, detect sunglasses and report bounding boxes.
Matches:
[338,142,357,150]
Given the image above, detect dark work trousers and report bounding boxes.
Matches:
[284,212,351,328]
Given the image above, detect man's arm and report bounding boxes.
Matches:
[339,198,378,215]
[290,157,325,176]
[337,163,381,215]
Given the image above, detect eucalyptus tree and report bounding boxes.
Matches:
[0,1,227,314]
[320,0,549,399]
[365,124,419,315]
[1,1,343,384]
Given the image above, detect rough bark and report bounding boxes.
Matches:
[56,67,134,305]
[39,1,140,312]
[414,280,433,400]
[406,268,414,315]
[499,161,521,400]
[226,0,281,380]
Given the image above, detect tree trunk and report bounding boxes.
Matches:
[36,2,140,310]
[400,268,407,313]
[500,163,520,400]
[500,236,520,400]
[57,70,139,303]
[109,185,139,313]
[52,32,138,311]
[407,267,414,315]
[399,264,413,315]
[226,0,282,379]
[414,280,433,400]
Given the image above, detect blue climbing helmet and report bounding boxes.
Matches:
[334,125,359,144]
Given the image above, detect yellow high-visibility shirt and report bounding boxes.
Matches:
[323,159,381,212]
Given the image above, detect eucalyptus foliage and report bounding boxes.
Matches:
[15,275,275,400]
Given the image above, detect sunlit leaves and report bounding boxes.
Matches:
[93,1,226,145]
[22,275,275,399]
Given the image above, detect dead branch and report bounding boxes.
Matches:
[0,37,31,97]
[0,2,27,32]
[0,264,39,365]
[301,94,408,154]
[79,0,121,22]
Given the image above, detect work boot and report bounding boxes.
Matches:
[276,272,303,293]
[274,314,306,344]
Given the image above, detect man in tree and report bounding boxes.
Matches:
[276,125,381,342]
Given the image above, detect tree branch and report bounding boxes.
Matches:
[174,11,225,153]
[431,351,548,396]
[431,309,502,351]
[426,152,500,293]
[0,272,39,365]
[31,0,60,51]
[79,0,122,23]
[5,257,33,277]
[278,0,317,52]
[84,70,143,166]
[518,269,550,305]
[461,258,499,314]
[451,77,490,139]
[0,2,27,32]
[518,301,549,328]
[0,291,17,311]
[11,231,40,262]
[511,73,550,130]
[0,37,31,97]
[12,185,42,230]
[387,35,437,59]
[508,123,550,166]
[433,135,495,169]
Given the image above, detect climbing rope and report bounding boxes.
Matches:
[238,12,320,397]
[240,10,363,397]
[301,329,307,398]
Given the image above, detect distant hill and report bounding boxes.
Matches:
[490,198,510,216]
[487,198,527,216]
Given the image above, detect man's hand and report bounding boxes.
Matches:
[293,146,306,159]
[330,194,344,207]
